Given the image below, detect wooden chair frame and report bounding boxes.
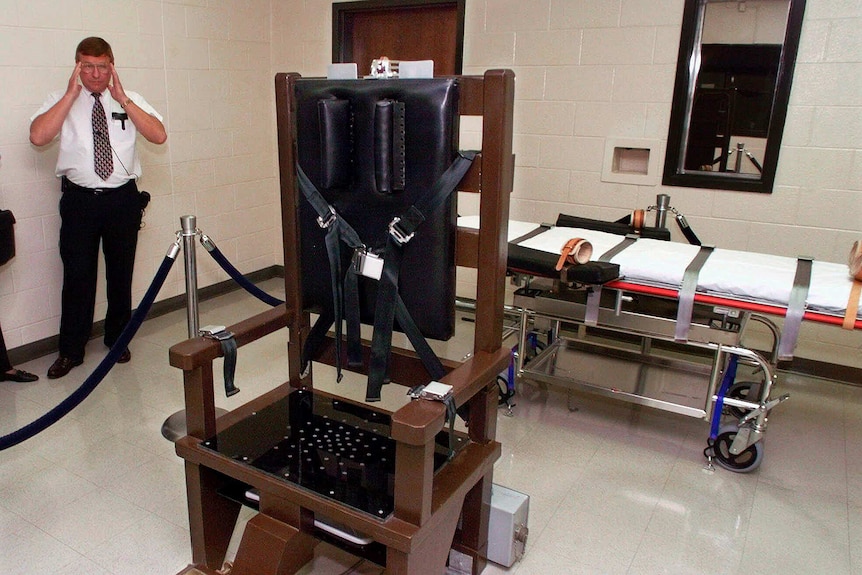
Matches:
[170,69,514,575]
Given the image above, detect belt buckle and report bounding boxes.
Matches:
[93,188,107,196]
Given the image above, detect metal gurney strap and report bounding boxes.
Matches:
[512,224,551,245]
[582,234,640,325]
[778,256,813,360]
[599,233,640,263]
[675,245,715,342]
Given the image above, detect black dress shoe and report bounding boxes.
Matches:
[117,348,131,364]
[47,356,83,379]
[0,369,39,382]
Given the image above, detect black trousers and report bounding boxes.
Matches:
[58,179,141,361]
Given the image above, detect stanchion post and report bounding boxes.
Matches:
[181,215,200,338]
[163,214,226,442]
[655,194,670,229]
[734,142,745,173]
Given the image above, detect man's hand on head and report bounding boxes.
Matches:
[67,62,83,98]
[107,63,128,105]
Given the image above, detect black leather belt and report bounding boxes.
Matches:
[62,177,136,196]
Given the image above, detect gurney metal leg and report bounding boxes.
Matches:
[722,392,790,433]
[729,425,757,455]
[747,313,782,367]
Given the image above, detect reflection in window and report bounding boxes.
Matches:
[685,43,781,173]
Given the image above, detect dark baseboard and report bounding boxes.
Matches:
[8,265,284,366]
[778,356,862,386]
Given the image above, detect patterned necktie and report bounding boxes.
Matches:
[92,93,113,180]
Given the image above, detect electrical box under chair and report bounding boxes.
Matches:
[448,483,529,572]
[488,483,529,567]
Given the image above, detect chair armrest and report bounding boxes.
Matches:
[390,347,509,446]
[169,304,289,371]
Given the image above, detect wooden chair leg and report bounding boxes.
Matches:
[454,476,493,575]
[185,463,241,570]
[385,495,463,574]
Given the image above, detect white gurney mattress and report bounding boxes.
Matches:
[458,216,860,320]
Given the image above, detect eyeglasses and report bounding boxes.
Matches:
[80,63,110,74]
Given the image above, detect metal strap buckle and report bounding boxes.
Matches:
[388,216,414,245]
[407,381,452,401]
[204,330,234,341]
[317,206,337,229]
[352,247,384,280]
[200,324,234,341]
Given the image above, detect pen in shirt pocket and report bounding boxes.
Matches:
[111,111,128,130]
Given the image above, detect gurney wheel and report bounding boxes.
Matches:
[712,425,763,473]
[497,375,516,407]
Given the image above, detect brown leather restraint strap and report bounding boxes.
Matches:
[631,209,645,232]
[555,237,593,271]
[844,240,862,330]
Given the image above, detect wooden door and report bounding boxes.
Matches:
[333,0,465,76]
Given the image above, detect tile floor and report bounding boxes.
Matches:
[1,278,860,575]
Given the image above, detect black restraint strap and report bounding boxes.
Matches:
[344,267,363,368]
[299,307,334,375]
[388,151,477,242]
[204,329,240,397]
[366,151,477,401]
[220,336,239,397]
[296,166,364,381]
[297,156,460,392]
[407,383,458,460]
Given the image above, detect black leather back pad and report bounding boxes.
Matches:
[294,78,460,341]
[556,213,671,241]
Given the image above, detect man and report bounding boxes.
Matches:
[30,37,166,379]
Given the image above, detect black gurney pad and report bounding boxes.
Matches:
[556,213,671,241]
[294,78,460,340]
[508,243,619,284]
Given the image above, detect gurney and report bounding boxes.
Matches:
[458,213,862,472]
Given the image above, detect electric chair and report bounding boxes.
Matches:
[171,68,515,575]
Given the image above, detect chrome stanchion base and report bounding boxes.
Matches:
[161,408,228,442]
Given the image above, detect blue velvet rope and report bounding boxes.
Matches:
[205,245,284,307]
[0,237,284,451]
[0,254,176,451]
